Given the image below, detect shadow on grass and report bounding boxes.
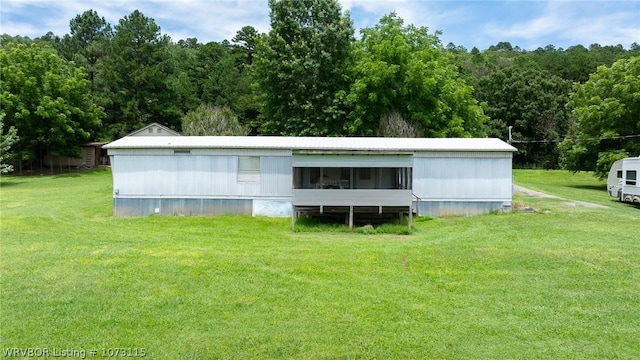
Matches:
[0,179,25,187]
[52,173,82,179]
[566,184,606,191]
[621,202,640,210]
[52,168,110,179]
[294,217,415,235]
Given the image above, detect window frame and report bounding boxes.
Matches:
[237,156,261,183]
[625,170,637,186]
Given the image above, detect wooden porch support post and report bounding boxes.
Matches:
[408,206,413,230]
[291,205,296,230]
[349,205,354,231]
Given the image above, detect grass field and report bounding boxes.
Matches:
[1,169,639,359]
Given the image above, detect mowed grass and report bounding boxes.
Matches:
[513,169,614,207]
[1,169,639,359]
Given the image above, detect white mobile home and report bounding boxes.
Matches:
[607,156,640,203]
[104,136,516,223]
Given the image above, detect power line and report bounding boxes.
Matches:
[509,134,640,144]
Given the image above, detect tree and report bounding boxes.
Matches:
[475,60,572,168]
[0,42,103,162]
[232,26,259,65]
[167,39,201,114]
[347,13,486,137]
[253,0,354,135]
[0,115,18,174]
[181,104,247,136]
[57,10,113,90]
[103,10,181,137]
[377,110,420,137]
[560,56,640,179]
[195,42,243,109]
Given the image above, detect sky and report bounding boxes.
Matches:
[1,0,638,51]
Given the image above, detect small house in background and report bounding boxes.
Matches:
[104,136,517,228]
[35,123,178,173]
[42,141,109,170]
[126,123,181,137]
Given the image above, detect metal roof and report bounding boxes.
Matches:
[126,123,181,137]
[104,136,516,152]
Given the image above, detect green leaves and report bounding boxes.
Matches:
[0,42,103,159]
[254,0,354,135]
[347,13,486,138]
[475,61,572,167]
[561,56,640,178]
[181,104,247,136]
[0,115,18,174]
[102,10,180,137]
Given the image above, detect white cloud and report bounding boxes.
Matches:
[480,1,640,49]
[0,20,40,37]
[1,0,637,49]
[0,0,270,43]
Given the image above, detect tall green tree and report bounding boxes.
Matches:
[253,0,354,135]
[347,13,486,137]
[167,39,200,113]
[0,114,18,174]
[57,10,113,91]
[232,26,259,65]
[560,56,640,179]
[0,42,103,161]
[195,42,244,108]
[476,60,572,167]
[230,26,262,130]
[103,10,180,137]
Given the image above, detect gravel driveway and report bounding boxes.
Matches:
[513,185,608,209]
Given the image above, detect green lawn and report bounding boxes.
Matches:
[513,169,615,207]
[1,169,639,359]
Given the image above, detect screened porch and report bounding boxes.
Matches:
[291,153,414,229]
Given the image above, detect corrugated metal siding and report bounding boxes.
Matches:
[112,155,293,198]
[108,148,291,156]
[412,157,512,200]
[261,156,293,196]
[109,146,515,217]
[292,154,412,167]
[415,200,510,217]
[114,198,252,216]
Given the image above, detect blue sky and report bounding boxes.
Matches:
[1,0,638,50]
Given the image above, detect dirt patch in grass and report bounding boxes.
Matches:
[513,185,608,209]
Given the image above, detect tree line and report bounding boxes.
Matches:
[1,0,638,177]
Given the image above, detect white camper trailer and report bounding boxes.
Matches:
[607,157,640,203]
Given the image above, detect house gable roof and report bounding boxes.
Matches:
[126,123,181,137]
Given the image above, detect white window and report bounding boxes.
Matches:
[238,156,260,183]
